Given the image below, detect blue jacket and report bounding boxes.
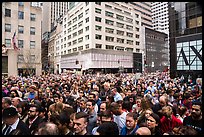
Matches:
[120,125,139,135]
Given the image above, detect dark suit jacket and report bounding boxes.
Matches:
[25,116,44,134]
[9,120,31,135]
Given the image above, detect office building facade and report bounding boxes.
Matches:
[2,2,42,76]
[169,2,202,80]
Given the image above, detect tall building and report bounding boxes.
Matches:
[54,2,145,74]
[152,2,170,68]
[152,2,169,34]
[169,2,202,80]
[143,27,168,73]
[129,2,152,28]
[42,2,69,35]
[41,2,69,73]
[2,2,42,76]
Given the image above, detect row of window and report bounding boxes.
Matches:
[58,44,136,56]
[4,39,36,48]
[5,9,36,21]
[95,8,134,24]
[18,55,35,63]
[5,24,36,35]
[59,34,139,48]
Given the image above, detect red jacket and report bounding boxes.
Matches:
[160,114,183,134]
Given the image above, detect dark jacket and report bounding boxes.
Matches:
[25,116,44,134]
[8,120,31,135]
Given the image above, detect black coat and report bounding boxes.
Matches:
[7,120,31,135]
[25,116,44,134]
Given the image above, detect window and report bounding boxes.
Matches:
[73,47,77,52]
[30,55,35,63]
[68,21,71,26]
[73,24,77,30]
[5,9,11,17]
[78,21,83,27]
[115,8,122,12]
[105,4,112,9]
[68,28,71,33]
[85,17,89,23]
[73,32,77,37]
[105,19,114,25]
[78,29,83,35]
[117,30,124,36]
[105,11,114,17]
[126,25,133,30]
[73,40,77,45]
[126,17,133,23]
[116,22,124,28]
[68,49,71,53]
[18,55,24,63]
[117,38,124,43]
[78,46,83,51]
[95,34,102,40]
[95,25,102,31]
[18,11,24,19]
[136,41,140,45]
[95,8,101,14]
[126,48,133,51]
[68,35,71,40]
[127,32,133,37]
[127,40,133,45]
[95,44,102,48]
[85,44,89,49]
[85,9,89,15]
[105,28,114,33]
[5,24,11,32]
[85,2,89,6]
[73,17,77,23]
[30,41,35,49]
[30,27,35,35]
[116,14,124,20]
[30,13,36,21]
[106,36,114,42]
[95,17,101,22]
[106,45,114,50]
[18,40,24,48]
[18,26,23,33]
[95,2,101,5]
[18,2,24,6]
[85,26,89,31]
[78,37,83,43]
[78,13,83,19]
[85,35,89,40]
[5,39,11,47]
[135,34,139,38]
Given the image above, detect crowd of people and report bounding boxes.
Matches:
[2,71,203,135]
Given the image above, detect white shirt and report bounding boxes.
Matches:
[113,111,127,134]
[5,118,20,135]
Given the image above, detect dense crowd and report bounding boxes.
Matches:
[2,71,203,135]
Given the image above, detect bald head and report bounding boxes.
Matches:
[159,95,167,107]
[136,127,151,135]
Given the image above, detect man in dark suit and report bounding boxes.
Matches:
[2,107,31,135]
[25,104,44,134]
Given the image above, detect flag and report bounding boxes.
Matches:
[12,31,19,51]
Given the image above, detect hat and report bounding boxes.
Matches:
[149,113,160,124]
[10,87,18,91]
[2,107,18,119]
[30,85,36,90]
